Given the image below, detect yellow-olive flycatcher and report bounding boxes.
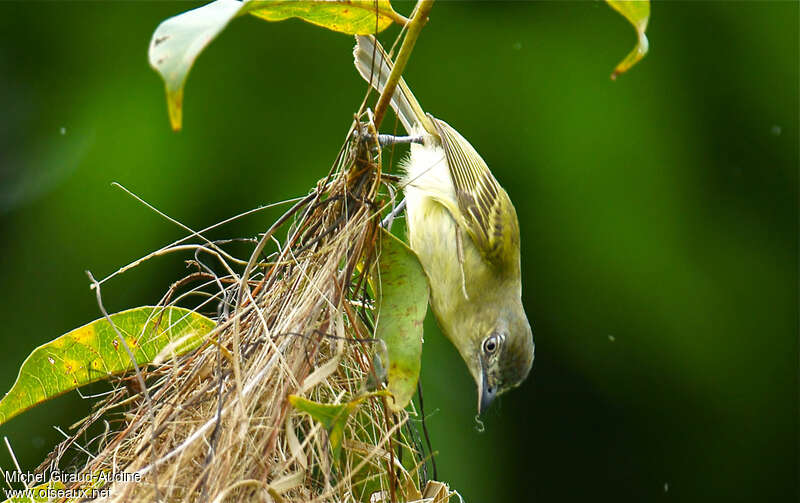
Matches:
[354,36,534,414]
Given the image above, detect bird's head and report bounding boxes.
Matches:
[456,301,534,415]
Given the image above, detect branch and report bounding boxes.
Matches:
[372,0,435,130]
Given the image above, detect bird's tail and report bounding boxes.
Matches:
[353,35,431,135]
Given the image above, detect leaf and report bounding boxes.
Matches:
[289,396,356,460]
[148,0,245,131]
[245,0,399,35]
[1,481,66,503]
[148,0,401,130]
[0,306,215,426]
[606,0,650,79]
[374,229,429,412]
[288,391,388,460]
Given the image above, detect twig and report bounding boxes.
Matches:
[96,189,302,287]
[110,182,239,268]
[231,191,317,419]
[372,0,435,130]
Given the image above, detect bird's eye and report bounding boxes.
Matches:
[483,335,499,355]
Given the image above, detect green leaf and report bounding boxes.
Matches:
[1,481,66,503]
[288,396,355,460]
[288,391,388,460]
[148,0,401,130]
[245,0,399,35]
[0,306,215,426]
[606,0,650,79]
[375,229,429,412]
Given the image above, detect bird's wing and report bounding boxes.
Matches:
[430,117,520,273]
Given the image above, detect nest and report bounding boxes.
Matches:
[32,111,458,502]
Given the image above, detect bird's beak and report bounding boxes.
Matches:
[478,360,496,415]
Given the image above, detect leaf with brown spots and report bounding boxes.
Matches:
[245,0,400,35]
[374,229,429,412]
[0,306,215,426]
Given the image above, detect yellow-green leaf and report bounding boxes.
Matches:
[245,0,400,35]
[606,0,650,79]
[1,481,66,503]
[289,391,388,460]
[375,229,429,412]
[0,306,215,426]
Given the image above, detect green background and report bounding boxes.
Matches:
[0,1,796,501]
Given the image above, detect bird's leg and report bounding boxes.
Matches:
[377,134,425,147]
[381,198,407,230]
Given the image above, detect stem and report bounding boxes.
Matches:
[385,9,410,27]
[372,0,435,130]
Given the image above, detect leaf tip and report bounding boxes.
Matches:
[166,87,184,131]
[606,0,651,79]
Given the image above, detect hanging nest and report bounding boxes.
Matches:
[35,114,458,502]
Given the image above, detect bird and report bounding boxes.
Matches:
[353,35,534,414]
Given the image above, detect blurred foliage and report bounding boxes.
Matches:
[0,1,796,502]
